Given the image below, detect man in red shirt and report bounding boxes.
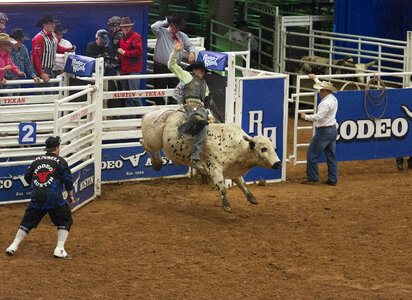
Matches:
[117,17,143,107]
[32,14,73,86]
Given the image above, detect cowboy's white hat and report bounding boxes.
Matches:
[313,81,338,93]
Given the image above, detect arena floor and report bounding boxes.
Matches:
[1,119,411,299]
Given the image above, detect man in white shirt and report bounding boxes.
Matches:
[300,73,338,186]
[53,23,72,75]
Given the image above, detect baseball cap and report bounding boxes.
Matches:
[44,136,61,152]
[96,29,110,46]
[107,16,121,26]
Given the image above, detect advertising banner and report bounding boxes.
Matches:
[197,51,228,71]
[0,162,95,210]
[64,55,95,77]
[333,89,412,161]
[240,77,286,182]
[101,146,189,182]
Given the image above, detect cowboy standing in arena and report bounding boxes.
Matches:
[5,136,75,259]
[300,73,339,186]
[32,14,74,86]
[168,40,210,170]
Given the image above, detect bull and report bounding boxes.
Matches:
[296,55,376,82]
[140,107,281,213]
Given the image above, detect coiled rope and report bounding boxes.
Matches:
[364,75,387,120]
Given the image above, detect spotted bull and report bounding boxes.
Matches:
[140,107,281,213]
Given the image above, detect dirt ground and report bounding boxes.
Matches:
[1,118,411,299]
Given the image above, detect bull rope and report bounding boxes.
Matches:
[364,75,387,120]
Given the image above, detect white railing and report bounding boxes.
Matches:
[0,60,103,206]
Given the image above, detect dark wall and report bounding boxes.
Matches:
[334,0,412,41]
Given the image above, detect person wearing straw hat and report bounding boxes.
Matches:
[0,33,26,85]
[5,136,75,259]
[6,28,41,85]
[300,73,339,186]
[117,16,143,108]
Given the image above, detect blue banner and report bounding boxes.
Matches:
[70,163,95,210]
[330,89,412,161]
[101,146,189,182]
[240,78,285,182]
[64,54,95,77]
[0,162,95,210]
[197,51,228,71]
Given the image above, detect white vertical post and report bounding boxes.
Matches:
[405,31,412,87]
[225,53,236,123]
[293,76,301,165]
[93,57,104,196]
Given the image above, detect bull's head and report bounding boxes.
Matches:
[343,60,376,82]
[243,135,281,169]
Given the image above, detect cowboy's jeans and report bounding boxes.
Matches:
[191,125,208,160]
[306,127,338,183]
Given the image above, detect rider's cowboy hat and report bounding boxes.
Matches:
[186,61,209,73]
[313,81,338,93]
[0,33,17,44]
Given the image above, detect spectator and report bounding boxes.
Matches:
[0,12,7,34]
[224,20,258,51]
[300,74,339,186]
[32,14,74,88]
[117,17,143,108]
[5,29,40,93]
[396,157,412,170]
[86,29,119,110]
[151,15,196,105]
[106,16,123,99]
[86,29,113,58]
[53,23,72,75]
[0,33,26,85]
[107,16,122,57]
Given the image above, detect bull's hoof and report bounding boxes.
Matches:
[222,204,232,213]
[247,194,259,205]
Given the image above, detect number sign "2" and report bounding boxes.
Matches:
[19,123,37,145]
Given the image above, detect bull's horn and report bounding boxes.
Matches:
[243,135,252,142]
[365,60,376,68]
[344,61,356,67]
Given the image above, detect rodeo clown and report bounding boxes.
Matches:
[168,40,214,171]
[5,136,75,259]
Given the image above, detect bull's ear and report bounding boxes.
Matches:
[243,135,255,149]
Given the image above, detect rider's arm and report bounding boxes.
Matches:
[167,48,193,85]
